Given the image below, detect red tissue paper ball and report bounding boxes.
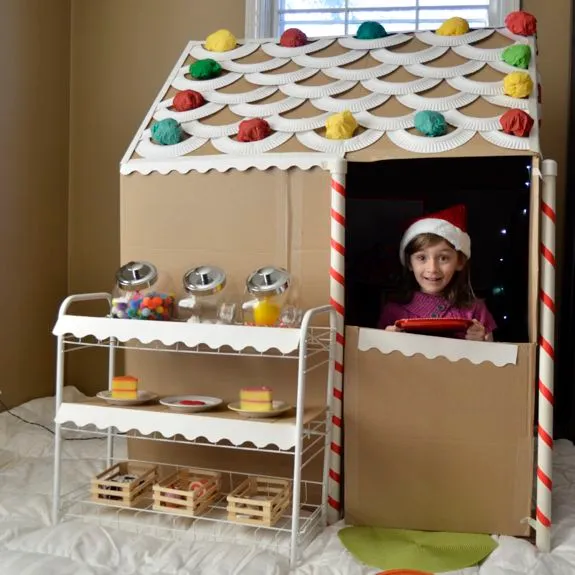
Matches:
[500,109,534,137]
[237,118,271,142]
[173,90,205,112]
[280,28,308,47]
[505,11,537,36]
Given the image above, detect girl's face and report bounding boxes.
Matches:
[408,239,464,295]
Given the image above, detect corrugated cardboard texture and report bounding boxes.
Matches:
[344,326,535,536]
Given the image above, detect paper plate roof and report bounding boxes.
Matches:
[120,22,540,175]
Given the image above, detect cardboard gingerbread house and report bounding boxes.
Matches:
[119,15,557,550]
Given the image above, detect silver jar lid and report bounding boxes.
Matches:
[183,265,226,296]
[115,261,158,291]
[246,266,290,296]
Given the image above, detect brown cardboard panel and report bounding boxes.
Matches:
[344,326,535,536]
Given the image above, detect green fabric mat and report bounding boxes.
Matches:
[338,527,498,573]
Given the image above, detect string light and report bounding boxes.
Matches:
[500,228,507,235]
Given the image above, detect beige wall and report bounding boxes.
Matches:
[0,0,70,408]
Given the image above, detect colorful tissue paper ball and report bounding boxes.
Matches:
[189,58,222,80]
[325,110,358,140]
[414,110,447,137]
[173,90,205,112]
[503,71,533,98]
[280,28,308,47]
[501,44,531,70]
[505,11,537,36]
[237,118,271,142]
[500,109,534,137]
[436,17,469,36]
[151,118,183,146]
[356,21,388,40]
[205,29,237,52]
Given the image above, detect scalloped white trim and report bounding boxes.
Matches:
[446,76,503,96]
[229,96,304,118]
[279,79,357,99]
[479,130,532,150]
[260,37,335,58]
[153,101,225,122]
[370,45,449,65]
[415,29,495,47]
[443,110,502,131]
[293,49,366,70]
[219,57,289,74]
[386,127,475,154]
[189,42,259,62]
[337,33,412,50]
[488,60,531,75]
[354,111,415,131]
[120,152,340,175]
[322,62,398,81]
[405,60,485,79]
[296,129,384,155]
[135,135,208,159]
[357,328,518,367]
[55,402,308,450]
[245,67,319,86]
[483,94,530,110]
[181,120,240,138]
[172,68,242,92]
[311,92,390,113]
[266,113,331,133]
[211,131,293,155]
[202,86,278,105]
[362,77,442,96]
[452,44,505,62]
[397,92,479,112]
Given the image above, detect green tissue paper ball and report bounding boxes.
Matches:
[151,118,182,146]
[356,21,388,39]
[190,58,222,80]
[501,44,531,70]
[414,111,447,137]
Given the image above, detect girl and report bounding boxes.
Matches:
[378,204,497,341]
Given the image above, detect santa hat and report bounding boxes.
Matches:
[399,204,471,265]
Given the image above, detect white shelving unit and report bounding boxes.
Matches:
[51,292,336,568]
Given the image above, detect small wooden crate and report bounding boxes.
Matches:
[91,461,158,507]
[226,476,291,527]
[152,468,221,517]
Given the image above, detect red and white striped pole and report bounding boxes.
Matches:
[536,158,558,552]
[328,159,347,524]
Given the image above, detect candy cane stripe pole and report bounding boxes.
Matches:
[328,159,347,523]
[536,159,558,552]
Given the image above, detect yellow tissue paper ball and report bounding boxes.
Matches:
[205,29,237,52]
[436,17,470,36]
[325,110,358,140]
[503,71,533,99]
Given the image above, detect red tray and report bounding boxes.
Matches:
[395,318,473,333]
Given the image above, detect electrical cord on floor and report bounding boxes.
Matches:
[0,396,105,441]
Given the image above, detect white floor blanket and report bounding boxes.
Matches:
[1,387,575,574]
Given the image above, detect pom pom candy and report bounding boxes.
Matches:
[356,21,388,40]
[436,17,469,36]
[325,110,358,140]
[503,71,533,99]
[151,118,182,146]
[499,109,534,137]
[189,59,222,80]
[173,90,205,112]
[205,29,237,52]
[414,110,447,137]
[280,28,308,47]
[505,11,537,36]
[237,118,271,142]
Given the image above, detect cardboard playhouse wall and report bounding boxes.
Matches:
[119,22,542,532]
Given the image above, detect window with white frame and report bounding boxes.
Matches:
[245,0,521,39]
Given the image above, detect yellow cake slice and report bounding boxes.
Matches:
[240,386,273,412]
[111,375,139,399]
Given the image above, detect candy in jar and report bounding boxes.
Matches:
[111,261,175,320]
[242,266,291,326]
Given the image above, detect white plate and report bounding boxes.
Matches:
[159,395,223,413]
[97,390,159,406]
[227,400,293,418]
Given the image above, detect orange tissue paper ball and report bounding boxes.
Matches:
[173,90,205,112]
[237,118,271,142]
[505,11,537,36]
[280,28,308,47]
[500,109,534,137]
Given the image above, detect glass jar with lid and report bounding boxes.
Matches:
[241,266,292,326]
[111,261,175,320]
[177,265,234,324]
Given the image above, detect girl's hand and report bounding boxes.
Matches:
[466,319,487,341]
[385,325,403,332]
